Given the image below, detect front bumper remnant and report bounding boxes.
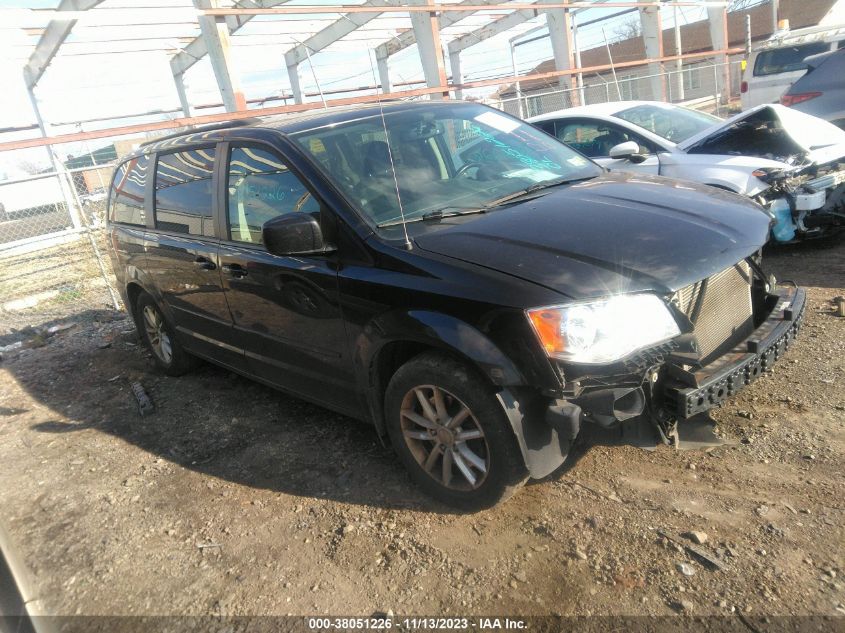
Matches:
[665,286,806,419]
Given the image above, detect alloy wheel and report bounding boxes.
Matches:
[142,305,173,365]
[399,385,490,491]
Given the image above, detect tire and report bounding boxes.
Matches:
[384,351,528,510]
[134,293,198,376]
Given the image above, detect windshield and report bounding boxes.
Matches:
[291,103,602,229]
[612,103,721,143]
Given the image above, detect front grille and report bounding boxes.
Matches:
[673,261,754,363]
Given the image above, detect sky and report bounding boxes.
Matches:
[0,1,710,176]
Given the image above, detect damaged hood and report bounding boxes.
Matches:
[677,104,845,165]
[413,172,771,300]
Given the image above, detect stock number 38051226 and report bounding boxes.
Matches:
[307,617,472,630]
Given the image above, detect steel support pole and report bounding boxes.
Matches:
[25,85,83,232]
[707,5,730,104]
[376,49,393,94]
[194,0,247,112]
[288,62,305,103]
[547,8,575,96]
[410,0,449,100]
[173,71,193,117]
[572,15,585,105]
[450,49,464,99]
[713,63,720,114]
[639,0,665,100]
[673,5,685,101]
[510,42,525,118]
[745,14,752,54]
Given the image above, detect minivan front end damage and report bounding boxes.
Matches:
[525,258,805,467]
[413,171,801,481]
[664,284,804,419]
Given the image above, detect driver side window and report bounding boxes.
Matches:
[555,120,654,158]
[227,145,319,245]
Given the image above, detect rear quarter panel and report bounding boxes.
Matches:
[106,224,148,311]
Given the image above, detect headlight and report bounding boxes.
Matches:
[751,167,786,183]
[526,294,680,364]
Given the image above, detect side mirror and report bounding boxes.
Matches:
[262,213,328,256]
[608,141,642,160]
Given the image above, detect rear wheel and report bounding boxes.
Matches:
[135,293,198,376]
[385,352,528,510]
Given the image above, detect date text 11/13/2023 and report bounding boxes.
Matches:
[306,617,527,630]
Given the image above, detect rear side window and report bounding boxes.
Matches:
[154,148,215,237]
[753,42,830,76]
[226,145,319,245]
[110,155,149,226]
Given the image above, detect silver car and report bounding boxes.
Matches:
[781,48,845,130]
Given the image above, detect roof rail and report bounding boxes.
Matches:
[139,118,263,148]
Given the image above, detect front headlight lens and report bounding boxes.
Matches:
[526,293,680,364]
[751,167,786,183]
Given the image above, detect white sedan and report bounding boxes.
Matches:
[528,101,845,242]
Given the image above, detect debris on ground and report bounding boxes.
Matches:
[683,531,709,545]
[658,530,726,572]
[130,381,155,417]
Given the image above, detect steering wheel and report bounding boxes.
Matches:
[456,161,482,177]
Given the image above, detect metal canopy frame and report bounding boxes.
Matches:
[200,2,724,14]
[199,0,728,109]
[23,0,108,89]
[12,0,732,144]
[2,43,742,154]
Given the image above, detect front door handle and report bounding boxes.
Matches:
[194,256,216,271]
[222,263,248,278]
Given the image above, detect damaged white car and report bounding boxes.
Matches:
[529,101,845,242]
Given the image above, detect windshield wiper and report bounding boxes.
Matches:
[481,175,594,209]
[377,207,486,228]
[376,176,594,228]
[421,208,490,221]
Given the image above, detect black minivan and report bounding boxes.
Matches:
[107,101,804,509]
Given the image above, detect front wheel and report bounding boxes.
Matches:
[384,352,528,510]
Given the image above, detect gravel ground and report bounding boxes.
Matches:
[0,241,843,621]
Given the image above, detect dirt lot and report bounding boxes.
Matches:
[0,241,843,622]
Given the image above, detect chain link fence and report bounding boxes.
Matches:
[0,155,122,336]
[492,58,744,118]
